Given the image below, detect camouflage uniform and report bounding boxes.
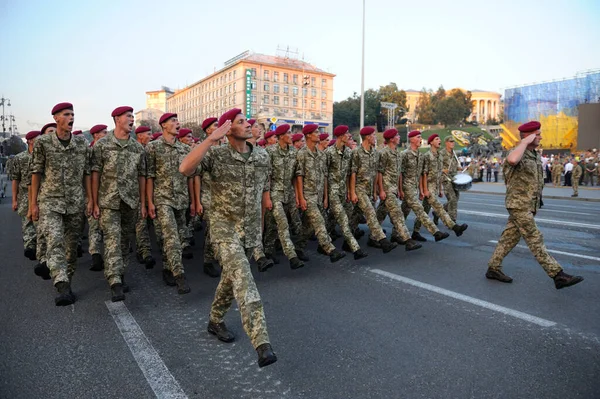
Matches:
[414,149,456,233]
[200,148,216,265]
[488,150,562,277]
[326,143,361,251]
[135,206,152,260]
[351,146,386,241]
[439,148,460,221]
[551,162,563,186]
[31,133,89,284]
[295,146,336,254]
[400,149,440,234]
[87,144,102,256]
[91,132,146,286]
[375,146,412,242]
[146,136,191,277]
[11,151,37,252]
[201,143,271,349]
[25,160,47,264]
[572,164,582,195]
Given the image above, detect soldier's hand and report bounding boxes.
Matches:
[323,197,328,209]
[350,192,358,204]
[190,202,196,217]
[264,196,273,211]
[148,203,156,219]
[141,206,147,219]
[419,192,424,201]
[521,132,537,145]
[379,191,387,201]
[196,201,203,215]
[398,190,405,200]
[93,205,101,220]
[86,199,93,217]
[210,120,231,143]
[299,198,308,211]
[438,191,444,198]
[26,207,32,221]
[31,204,39,222]
[12,199,17,211]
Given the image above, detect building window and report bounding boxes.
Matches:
[303,99,307,107]
[264,70,269,81]
[311,88,317,97]
[274,96,280,105]
[273,71,279,82]
[311,77,316,86]
[233,70,237,79]
[264,83,270,92]
[283,73,288,83]
[321,101,326,109]
[251,68,256,78]
[251,81,257,90]
[251,94,257,103]
[284,97,289,106]
[293,86,298,96]
[229,72,232,81]
[273,84,280,93]
[283,85,289,94]
[293,74,298,84]
[251,106,257,115]
[233,82,237,91]
[293,98,298,107]
[322,78,327,87]
[233,94,236,104]
[303,88,307,97]
[264,95,270,104]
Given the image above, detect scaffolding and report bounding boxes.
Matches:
[501,69,600,150]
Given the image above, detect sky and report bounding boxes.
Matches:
[1,0,599,133]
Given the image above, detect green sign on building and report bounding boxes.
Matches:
[245,69,252,119]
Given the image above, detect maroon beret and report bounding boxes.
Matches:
[383,128,398,140]
[177,128,192,139]
[202,117,218,131]
[408,130,422,138]
[89,141,95,147]
[319,133,329,141]
[333,125,349,137]
[90,124,107,135]
[40,123,57,134]
[218,108,242,127]
[427,133,439,144]
[159,113,177,125]
[25,130,41,140]
[150,132,163,141]
[51,102,73,115]
[257,139,266,147]
[292,133,304,142]
[302,124,319,135]
[111,106,133,117]
[248,119,256,126]
[518,121,541,133]
[275,124,291,136]
[193,137,200,143]
[264,130,276,139]
[360,127,375,136]
[135,126,151,134]
[72,130,83,136]
[328,139,336,147]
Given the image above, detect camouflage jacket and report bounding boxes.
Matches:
[267,143,297,203]
[146,136,191,210]
[91,131,146,210]
[351,145,379,194]
[439,148,458,184]
[10,150,32,216]
[325,144,352,197]
[296,146,326,202]
[200,143,270,248]
[377,146,401,194]
[572,164,582,180]
[503,149,543,212]
[421,149,442,189]
[31,133,90,214]
[400,148,422,191]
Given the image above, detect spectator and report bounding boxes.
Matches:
[493,160,500,182]
[564,159,573,186]
[486,161,492,182]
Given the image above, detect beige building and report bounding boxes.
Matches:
[145,87,174,113]
[134,108,162,127]
[165,51,336,133]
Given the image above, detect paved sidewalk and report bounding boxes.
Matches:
[469,182,600,202]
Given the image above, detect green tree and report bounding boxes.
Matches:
[333,93,361,128]
[436,97,464,127]
[138,119,161,133]
[415,88,434,124]
[6,136,26,155]
[447,89,472,122]
[181,122,203,138]
[379,83,408,115]
[363,89,381,127]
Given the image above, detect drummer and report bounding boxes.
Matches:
[440,136,461,222]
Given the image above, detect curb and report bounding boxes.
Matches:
[468,190,600,203]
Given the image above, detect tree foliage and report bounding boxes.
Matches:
[333,90,381,128]
[181,122,203,139]
[415,88,435,125]
[137,119,161,133]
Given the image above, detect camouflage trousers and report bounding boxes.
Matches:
[203,208,216,264]
[263,199,300,259]
[99,201,137,286]
[442,181,460,222]
[329,191,360,252]
[87,214,103,255]
[135,206,152,259]
[401,188,440,235]
[356,191,386,241]
[297,198,336,254]
[210,240,270,349]
[21,216,36,252]
[573,179,579,195]
[156,205,187,276]
[552,172,561,187]
[488,209,562,278]
[41,208,84,285]
[414,187,456,233]
[375,193,411,242]
[33,218,47,263]
[348,203,361,232]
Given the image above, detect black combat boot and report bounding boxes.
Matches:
[34,262,51,280]
[405,239,422,251]
[342,241,353,252]
[367,238,381,248]
[162,269,176,286]
[55,282,75,306]
[257,257,274,273]
[256,343,277,368]
[452,223,469,237]
[391,236,407,245]
[121,275,130,293]
[353,249,368,260]
[485,268,513,283]
[379,238,397,253]
[289,257,304,270]
[175,274,190,294]
[329,249,346,263]
[144,255,156,270]
[411,232,427,242]
[317,246,327,255]
[90,253,104,271]
[136,252,144,264]
[353,228,365,239]
[433,231,450,242]
[110,283,125,302]
[295,250,309,261]
[553,271,584,289]
[265,252,280,264]
[24,248,36,261]
[207,321,235,343]
[203,262,221,277]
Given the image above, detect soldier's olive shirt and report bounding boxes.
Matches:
[31,132,90,214]
[325,144,352,196]
[295,146,326,201]
[400,148,422,190]
[421,149,442,188]
[10,150,32,216]
[91,131,146,210]
[351,146,379,194]
[439,148,458,184]
[146,136,191,210]
[377,146,401,194]
[267,144,297,203]
[503,149,543,213]
[200,143,270,248]
[572,164,582,180]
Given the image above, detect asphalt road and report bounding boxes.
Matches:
[1,187,599,399]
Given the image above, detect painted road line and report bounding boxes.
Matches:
[106,301,188,399]
[459,210,600,230]
[369,269,556,328]
[488,240,600,262]
[460,201,594,216]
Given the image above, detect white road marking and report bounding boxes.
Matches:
[369,269,556,328]
[459,210,600,230]
[488,240,600,262]
[463,194,600,209]
[460,201,594,216]
[106,301,188,399]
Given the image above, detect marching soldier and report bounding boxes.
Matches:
[439,136,460,222]
[91,107,146,302]
[571,158,582,197]
[486,121,583,289]
[292,133,305,150]
[88,124,108,271]
[318,133,330,151]
[177,128,196,249]
[30,102,92,306]
[264,130,277,146]
[179,108,277,367]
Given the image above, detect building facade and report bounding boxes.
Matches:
[165,51,336,133]
[145,87,174,113]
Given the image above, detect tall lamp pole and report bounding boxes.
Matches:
[0,96,11,135]
[359,0,366,132]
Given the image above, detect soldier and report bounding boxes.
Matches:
[414,134,468,238]
[295,124,346,262]
[12,131,40,262]
[247,119,262,146]
[257,139,267,148]
[147,113,194,293]
[400,131,450,243]
[571,158,582,197]
[30,102,92,306]
[88,124,108,271]
[318,133,329,151]
[264,130,277,146]
[551,159,563,187]
[133,125,157,269]
[439,136,460,222]
[292,133,305,150]
[486,121,583,289]
[177,128,196,249]
[375,129,422,251]
[263,124,307,269]
[179,108,277,368]
[91,106,146,302]
[349,127,397,252]
[325,125,368,259]
[584,158,595,186]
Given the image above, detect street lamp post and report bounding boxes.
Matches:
[0,96,11,135]
[302,74,310,126]
[359,0,366,132]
